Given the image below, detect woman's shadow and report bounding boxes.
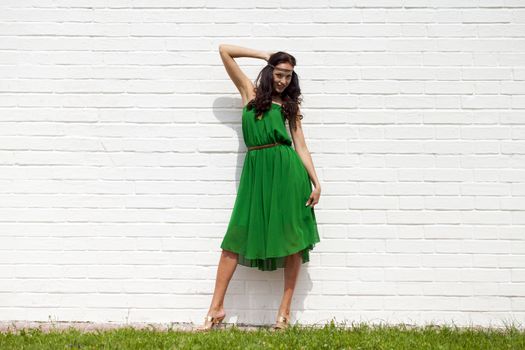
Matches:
[210,97,314,327]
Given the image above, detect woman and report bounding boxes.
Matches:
[197,44,321,331]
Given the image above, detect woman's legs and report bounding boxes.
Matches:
[206,249,239,316]
[206,249,302,323]
[277,251,302,318]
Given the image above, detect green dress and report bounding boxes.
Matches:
[220,102,320,271]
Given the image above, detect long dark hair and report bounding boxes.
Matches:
[246,51,303,131]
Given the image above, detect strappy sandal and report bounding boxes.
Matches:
[272,314,290,331]
[194,313,226,332]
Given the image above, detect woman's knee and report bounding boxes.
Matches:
[221,249,238,258]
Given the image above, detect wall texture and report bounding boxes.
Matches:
[1,1,524,328]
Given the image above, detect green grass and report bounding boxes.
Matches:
[1,320,524,350]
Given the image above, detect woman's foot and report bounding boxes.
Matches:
[272,311,290,331]
[194,308,226,332]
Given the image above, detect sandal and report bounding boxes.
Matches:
[272,314,290,330]
[194,313,226,332]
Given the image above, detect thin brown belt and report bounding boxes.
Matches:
[247,142,285,151]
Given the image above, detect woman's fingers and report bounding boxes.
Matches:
[305,196,312,206]
[306,191,320,207]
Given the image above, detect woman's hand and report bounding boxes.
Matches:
[305,186,321,208]
[265,51,275,62]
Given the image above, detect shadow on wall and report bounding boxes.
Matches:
[225,265,313,326]
[211,97,247,186]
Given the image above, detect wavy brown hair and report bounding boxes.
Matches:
[246,51,303,131]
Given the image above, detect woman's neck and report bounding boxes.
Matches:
[271,93,283,103]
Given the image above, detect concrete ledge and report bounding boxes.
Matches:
[0,321,264,334]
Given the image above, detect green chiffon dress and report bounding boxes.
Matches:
[220,102,320,271]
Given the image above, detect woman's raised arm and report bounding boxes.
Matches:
[218,44,270,103]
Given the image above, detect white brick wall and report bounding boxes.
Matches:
[1,1,524,328]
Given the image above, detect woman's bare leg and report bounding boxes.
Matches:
[277,251,302,318]
[206,249,239,317]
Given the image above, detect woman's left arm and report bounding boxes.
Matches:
[289,108,321,208]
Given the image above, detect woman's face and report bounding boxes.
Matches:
[272,62,294,94]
